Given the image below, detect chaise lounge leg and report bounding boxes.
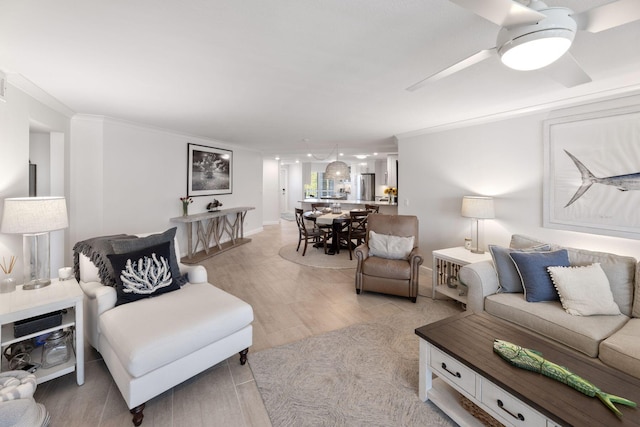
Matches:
[239,348,249,365]
[130,403,145,426]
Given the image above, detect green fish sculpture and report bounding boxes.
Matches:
[493,339,637,418]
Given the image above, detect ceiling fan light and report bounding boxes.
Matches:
[499,29,574,70]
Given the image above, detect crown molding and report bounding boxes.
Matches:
[7,73,75,118]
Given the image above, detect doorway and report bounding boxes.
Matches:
[279,166,288,215]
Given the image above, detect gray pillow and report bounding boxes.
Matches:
[110,227,187,286]
[489,244,550,293]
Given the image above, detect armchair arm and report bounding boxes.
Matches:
[79,281,117,315]
[408,247,424,267]
[458,261,499,313]
[354,244,369,261]
[179,263,208,284]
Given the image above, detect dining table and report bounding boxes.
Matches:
[303,210,352,255]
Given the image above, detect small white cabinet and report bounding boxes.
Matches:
[0,279,84,385]
[432,247,492,308]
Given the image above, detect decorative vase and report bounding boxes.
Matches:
[0,275,16,293]
[182,204,189,216]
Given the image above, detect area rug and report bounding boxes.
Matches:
[250,308,459,427]
[279,243,357,269]
[281,212,295,221]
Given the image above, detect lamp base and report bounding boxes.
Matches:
[470,249,485,254]
[23,278,52,290]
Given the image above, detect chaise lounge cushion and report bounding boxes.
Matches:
[485,293,629,357]
[98,282,254,378]
[599,319,640,379]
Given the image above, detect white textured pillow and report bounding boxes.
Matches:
[547,263,621,316]
[368,230,414,260]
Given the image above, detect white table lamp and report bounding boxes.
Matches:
[1,197,69,289]
[461,196,495,254]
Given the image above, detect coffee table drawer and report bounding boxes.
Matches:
[430,346,476,396]
[481,380,546,427]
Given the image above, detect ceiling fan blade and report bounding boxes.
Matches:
[449,0,545,28]
[572,0,640,33]
[542,53,592,87]
[406,49,496,92]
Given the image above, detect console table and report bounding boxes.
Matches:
[171,206,255,263]
[415,312,640,427]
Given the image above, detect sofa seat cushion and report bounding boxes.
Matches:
[98,282,253,378]
[599,319,640,380]
[362,256,410,280]
[485,293,629,357]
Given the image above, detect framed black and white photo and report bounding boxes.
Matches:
[543,106,640,239]
[187,143,233,197]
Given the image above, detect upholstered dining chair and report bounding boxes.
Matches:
[354,214,423,302]
[364,204,379,213]
[295,208,328,256]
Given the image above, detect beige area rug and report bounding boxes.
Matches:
[249,305,461,427]
[279,243,357,269]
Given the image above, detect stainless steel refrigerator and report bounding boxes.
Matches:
[357,173,375,201]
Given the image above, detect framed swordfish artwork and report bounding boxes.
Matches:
[543,105,640,238]
[187,143,233,197]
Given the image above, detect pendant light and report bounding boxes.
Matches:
[324,146,350,181]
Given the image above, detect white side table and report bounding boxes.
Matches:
[432,247,492,308]
[0,278,84,385]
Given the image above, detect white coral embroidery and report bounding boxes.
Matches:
[120,253,173,294]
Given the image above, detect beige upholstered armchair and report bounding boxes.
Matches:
[354,214,423,302]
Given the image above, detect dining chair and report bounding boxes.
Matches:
[295,208,328,256]
[364,204,379,214]
[334,210,368,259]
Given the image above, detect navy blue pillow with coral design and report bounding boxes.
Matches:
[509,249,570,302]
[108,241,181,306]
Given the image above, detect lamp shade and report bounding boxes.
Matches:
[461,196,495,219]
[1,197,69,234]
[325,160,350,180]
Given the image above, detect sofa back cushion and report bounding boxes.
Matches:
[510,234,637,317]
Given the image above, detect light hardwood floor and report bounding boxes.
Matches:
[33,219,462,426]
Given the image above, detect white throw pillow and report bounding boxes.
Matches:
[547,263,621,316]
[368,230,414,260]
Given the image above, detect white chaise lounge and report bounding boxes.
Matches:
[76,231,253,426]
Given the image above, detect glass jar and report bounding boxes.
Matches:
[41,329,72,369]
[0,275,16,293]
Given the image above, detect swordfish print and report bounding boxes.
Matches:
[564,150,640,207]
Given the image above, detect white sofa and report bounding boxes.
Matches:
[77,232,253,426]
[459,234,640,380]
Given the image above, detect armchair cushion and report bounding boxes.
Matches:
[108,241,181,306]
[368,231,414,260]
[361,256,411,280]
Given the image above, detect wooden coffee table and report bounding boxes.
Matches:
[415,312,640,427]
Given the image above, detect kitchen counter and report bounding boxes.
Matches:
[300,199,397,214]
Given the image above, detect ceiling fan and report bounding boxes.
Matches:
[407,0,640,91]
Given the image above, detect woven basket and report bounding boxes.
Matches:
[460,394,505,427]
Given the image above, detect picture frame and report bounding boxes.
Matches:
[187,143,233,197]
[543,105,640,239]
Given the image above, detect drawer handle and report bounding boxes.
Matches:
[497,399,525,421]
[441,362,461,378]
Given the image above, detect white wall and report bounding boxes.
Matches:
[0,82,71,278]
[399,92,640,268]
[71,116,263,257]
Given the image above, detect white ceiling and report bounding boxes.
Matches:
[2,0,640,164]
